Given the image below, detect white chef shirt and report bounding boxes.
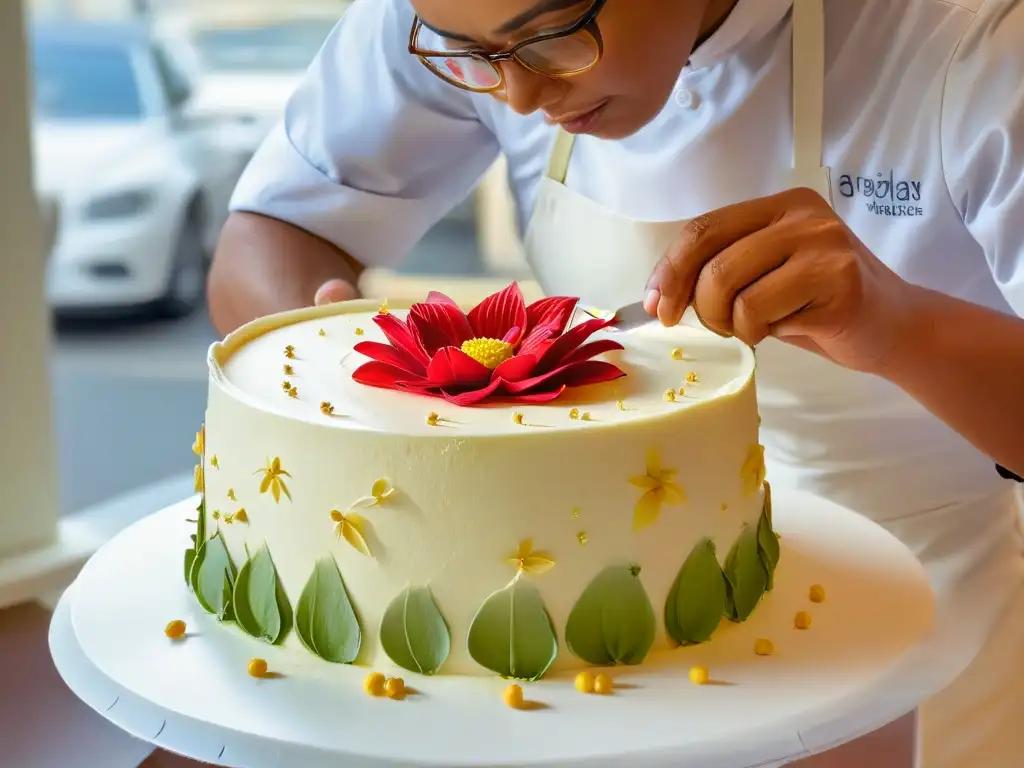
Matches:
[230,0,1024,321]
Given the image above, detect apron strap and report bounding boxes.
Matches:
[792,0,825,174]
[545,129,577,184]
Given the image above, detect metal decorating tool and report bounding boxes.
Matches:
[580,302,704,333]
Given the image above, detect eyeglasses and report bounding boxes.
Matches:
[408,0,607,92]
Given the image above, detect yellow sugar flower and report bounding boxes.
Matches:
[507,538,556,576]
[255,457,292,503]
[740,444,766,496]
[350,478,396,510]
[192,425,205,458]
[193,463,204,494]
[330,509,371,556]
[629,449,686,532]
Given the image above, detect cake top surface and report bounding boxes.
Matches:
[211,288,755,437]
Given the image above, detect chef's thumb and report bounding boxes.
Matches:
[314,279,359,306]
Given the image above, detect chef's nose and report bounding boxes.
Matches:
[497,61,563,115]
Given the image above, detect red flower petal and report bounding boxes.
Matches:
[442,378,503,406]
[426,291,460,308]
[353,341,423,373]
[352,361,428,389]
[560,338,624,366]
[493,353,538,383]
[373,314,429,370]
[409,302,474,356]
[502,359,624,395]
[468,283,527,344]
[534,317,613,374]
[502,326,520,344]
[424,347,492,389]
[500,385,567,403]
[526,296,578,336]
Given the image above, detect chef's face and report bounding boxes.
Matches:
[410,0,713,139]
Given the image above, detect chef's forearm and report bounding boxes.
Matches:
[207,212,364,335]
[880,286,1024,476]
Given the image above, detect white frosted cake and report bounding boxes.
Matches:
[185,284,777,681]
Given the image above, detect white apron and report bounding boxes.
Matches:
[522,0,1024,764]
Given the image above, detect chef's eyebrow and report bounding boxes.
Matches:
[495,0,591,35]
[419,0,589,42]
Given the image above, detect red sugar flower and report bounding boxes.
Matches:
[352,283,625,406]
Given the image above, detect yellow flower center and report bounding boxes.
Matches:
[460,337,513,369]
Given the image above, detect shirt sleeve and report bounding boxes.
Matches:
[940,0,1024,316]
[229,0,500,268]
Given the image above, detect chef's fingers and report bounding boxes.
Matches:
[645,196,786,326]
[314,279,360,306]
[691,221,802,337]
[730,257,820,346]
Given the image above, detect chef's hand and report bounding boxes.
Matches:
[314,279,360,306]
[643,187,923,374]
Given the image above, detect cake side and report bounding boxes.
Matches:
[188,293,775,678]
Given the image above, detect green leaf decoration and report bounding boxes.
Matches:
[757,482,781,591]
[664,538,728,645]
[467,575,558,681]
[233,545,293,645]
[565,564,656,666]
[294,557,362,664]
[190,532,236,621]
[380,586,451,675]
[184,496,207,588]
[723,522,769,622]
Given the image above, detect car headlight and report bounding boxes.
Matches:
[83,190,154,220]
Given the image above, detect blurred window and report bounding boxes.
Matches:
[193,20,338,72]
[151,46,193,109]
[32,41,143,120]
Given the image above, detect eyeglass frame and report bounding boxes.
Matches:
[407,0,608,90]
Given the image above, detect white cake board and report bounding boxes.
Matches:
[49,491,982,768]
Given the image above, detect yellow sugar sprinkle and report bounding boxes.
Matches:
[288,387,299,399]
[686,372,699,384]
[794,610,813,630]
[577,531,588,546]
[282,381,293,392]
[580,412,592,421]
[247,658,268,678]
[384,677,406,700]
[354,327,365,336]
[616,400,626,411]
[210,455,219,469]
[574,671,594,694]
[689,666,709,685]
[426,412,440,426]
[664,388,677,402]
[569,408,580,420]
[227,489,236,501]
[378,299,389,315]
[721,502,728,512]
[512,411,525,425]
[283,364,294,375]
[164,620,186,639]
[671,348,684,360]
[593,673,613,695]
[754,638,774,656]
[284,345,296,359]
[320,401,335,416]
[809,584,826,603]
[318,328,326,336]
[571,507,581,520]
[363,672,386,697]
[503,683,524,709]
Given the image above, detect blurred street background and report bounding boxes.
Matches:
[31,0,530,515]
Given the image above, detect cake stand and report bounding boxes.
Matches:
[49,489,985,768]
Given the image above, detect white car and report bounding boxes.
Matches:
[158,4,346,161]
[32,21,245,317]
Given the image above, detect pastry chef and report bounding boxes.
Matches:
[209,0,1024,764]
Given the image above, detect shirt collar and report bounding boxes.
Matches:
[686,0,794,69]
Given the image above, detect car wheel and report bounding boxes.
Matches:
[158,204,207,319]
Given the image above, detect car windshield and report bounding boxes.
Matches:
[194,20,337,72]
[32,40,143,120]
